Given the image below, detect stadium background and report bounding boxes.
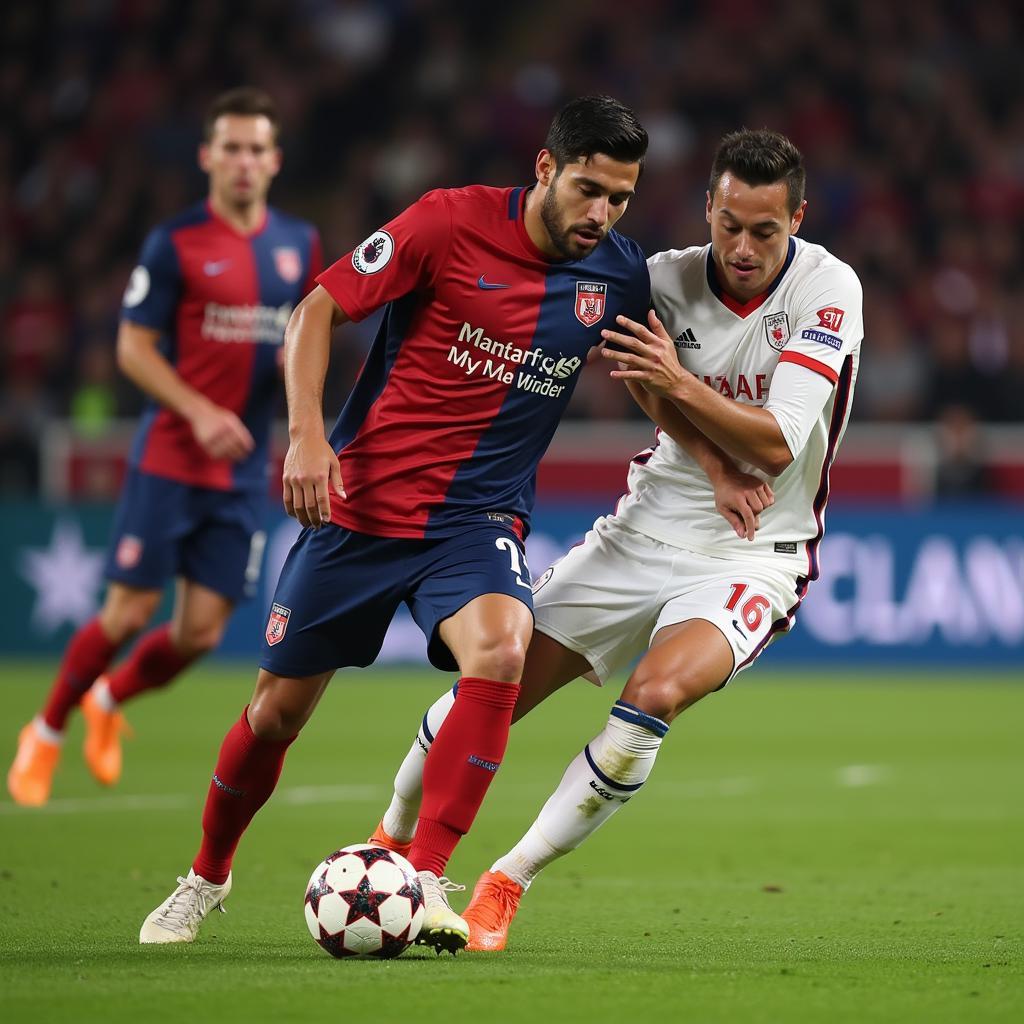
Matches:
[1,4,1021,1021]
[2,0,1021,665]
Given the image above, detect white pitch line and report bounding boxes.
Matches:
[650,777,756,799]
[0,793,193,816]
[837,764,889,788]
[0,776,756,817]
[0,783,387,816]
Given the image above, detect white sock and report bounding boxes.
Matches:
[492,700,668,889]
[380,683,457,843]
[92,677,118,712]
[32,716,64,745]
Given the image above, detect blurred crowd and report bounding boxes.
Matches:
[2,0,1023,495]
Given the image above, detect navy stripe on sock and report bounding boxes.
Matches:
[583,743,646,793]
[611,700,669,738]
[421,682,460,745]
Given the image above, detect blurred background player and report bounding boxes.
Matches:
[138,95,651,954]
[7,88,322,807]
[369,129,863,950]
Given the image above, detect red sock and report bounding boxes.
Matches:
[408,677,519,876]
[106,624,195,704]
[41,617,120,731]
[192,708,295,885]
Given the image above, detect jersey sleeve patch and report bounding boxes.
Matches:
[799,327,843,351]
[121,225,181,330]
[317,190,452,322]
[123,265,150,308]
[352,230,395,274]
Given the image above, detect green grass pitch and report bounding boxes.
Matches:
[0,662,1021,1023]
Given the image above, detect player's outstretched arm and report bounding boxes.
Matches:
[602,311,794,477]
[281,285,349,528]
[117,320,255,462]
[625,381,773,541]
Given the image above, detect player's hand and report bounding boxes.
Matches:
[600,310,686,397]
[189,401,256,462]
[713,467,774,542]
[282,433,345,529]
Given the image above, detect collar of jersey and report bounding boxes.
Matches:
[510,185,573,264]
[706,236,797,318]
[205,199,269,239]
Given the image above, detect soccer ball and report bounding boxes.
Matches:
[304,844,424,958]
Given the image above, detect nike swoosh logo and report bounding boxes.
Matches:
[477,275,510,290]
[731,619,746,638]
[204,260,232,276]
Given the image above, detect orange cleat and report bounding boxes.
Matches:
[367,819,413,858]
[81,685,130,787]
[7,721,61,807]
[463,870,524,951]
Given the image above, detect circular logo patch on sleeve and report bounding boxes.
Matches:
[351,230,394,275]
[123,265,150,307]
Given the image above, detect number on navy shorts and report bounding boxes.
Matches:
[495,537,533,590]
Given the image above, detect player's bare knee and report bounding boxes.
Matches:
[172,621,226,659]
[247,694,303,741]
[100,594,158,643]
[248,671,325,740]
[626,668,713,723]
[466,635,527,683]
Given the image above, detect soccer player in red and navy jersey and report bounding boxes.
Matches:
[140,95,651,952]
[7,88,321,808]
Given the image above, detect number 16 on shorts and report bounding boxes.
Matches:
[724,582,771,631]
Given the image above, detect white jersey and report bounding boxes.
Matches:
[614,237,863,579]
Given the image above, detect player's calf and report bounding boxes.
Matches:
[373,684,457,847]
[487,702,669,901]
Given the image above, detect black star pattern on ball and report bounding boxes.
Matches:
[340,875,392,926]
[371,924,413,959]
[305,868,335,916]
[351,846,395,869]
[395,879,424,915]
[318,923,358,959]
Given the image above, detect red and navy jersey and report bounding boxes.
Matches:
[317,185,650,539]
[122,200,321,491]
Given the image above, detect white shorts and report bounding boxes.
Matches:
[532,516,804,686]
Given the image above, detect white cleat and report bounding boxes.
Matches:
[139,869,232,944]
[415,870,469,955]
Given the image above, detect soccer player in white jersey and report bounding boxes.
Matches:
[368,128,863,949]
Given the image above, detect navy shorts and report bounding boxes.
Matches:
[259,522,535,677]
[104,468,267,603]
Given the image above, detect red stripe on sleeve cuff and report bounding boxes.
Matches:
[779,350,839,384]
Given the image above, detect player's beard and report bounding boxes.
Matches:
[540,186,603,261]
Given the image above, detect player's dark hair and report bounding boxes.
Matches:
[203,87,280,142]
[545,95,648,174]
[709,129,805,213]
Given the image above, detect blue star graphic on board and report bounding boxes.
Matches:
[18,518,105,633]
